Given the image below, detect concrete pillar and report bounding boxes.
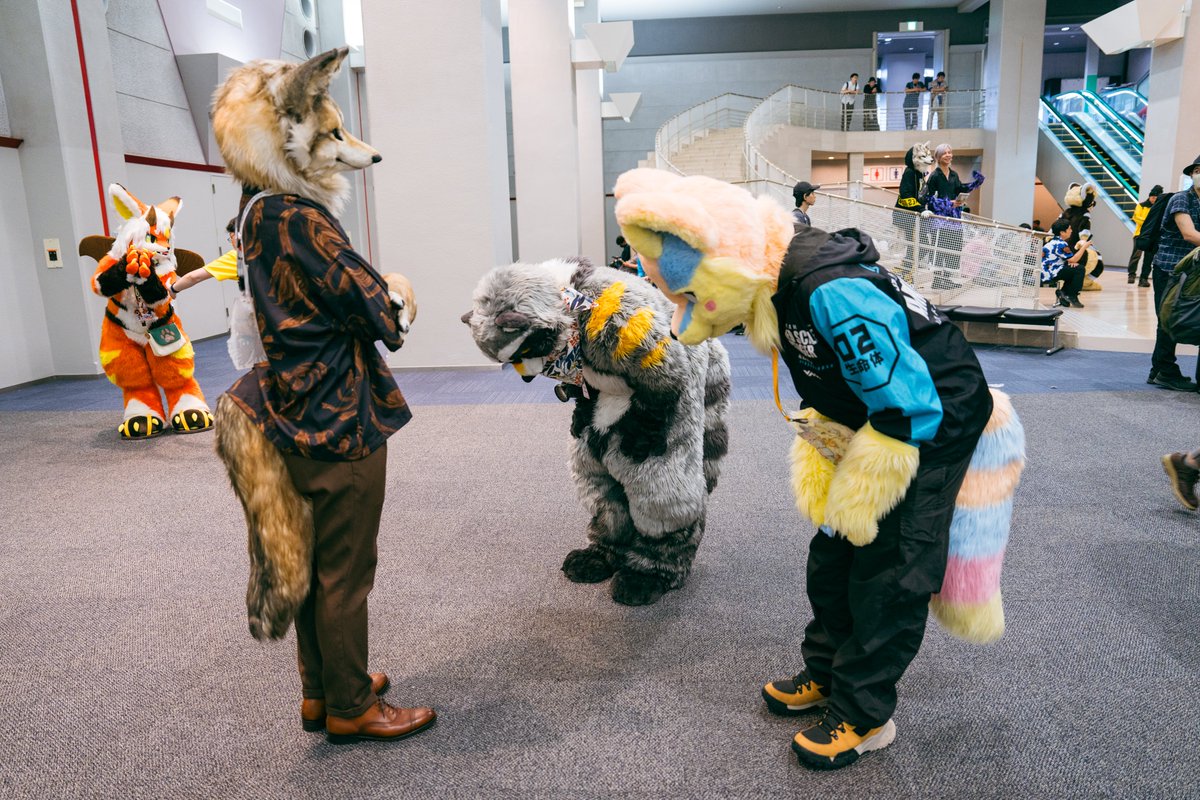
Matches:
[574,0,606,266]
[362,0,511,368]
[847,152,865,184]
[509,0,581,261]
[1142,22,1200,195]
[979,0,1046,226]
[1084,39,1100,93]
[0,0,129,375]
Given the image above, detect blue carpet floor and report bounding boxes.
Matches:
[1,334,1195,413]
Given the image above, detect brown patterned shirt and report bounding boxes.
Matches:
[225,192,410,461]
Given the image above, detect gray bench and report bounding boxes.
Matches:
[939,305,1065,356]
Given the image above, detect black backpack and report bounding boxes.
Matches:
[1135,191,1175,251]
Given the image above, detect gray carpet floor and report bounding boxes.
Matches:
[1,390,1198,799]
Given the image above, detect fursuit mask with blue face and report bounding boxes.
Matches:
[613,169,795,351]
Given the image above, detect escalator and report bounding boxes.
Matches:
[1097,86,1147,133]
[1039,92,1143,221]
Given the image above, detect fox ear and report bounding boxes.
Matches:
[281,47,348,116]
[158,196,183,221]
[110,183,146,220]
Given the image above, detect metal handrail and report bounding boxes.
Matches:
[737,177,1044,307]
[743,83,989,136]
[1077,90,1143,145]
[653,93,762,176]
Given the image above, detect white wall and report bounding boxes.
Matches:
[0,149,53,388]
[105,0,205,162]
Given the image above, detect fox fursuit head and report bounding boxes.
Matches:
[211,46,378,216]
[464,258,731,606]
[210,47,386,640]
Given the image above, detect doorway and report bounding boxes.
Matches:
[870,30,948,131]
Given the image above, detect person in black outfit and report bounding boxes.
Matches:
[862,76,882,131]
[893,145,930,276]
[923,144,985,289]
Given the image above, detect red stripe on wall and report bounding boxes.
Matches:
[124,154,226,174]
[69,0,109,237]
[354,70,375,264]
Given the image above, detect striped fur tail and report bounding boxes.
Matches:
[931,389,1025,644]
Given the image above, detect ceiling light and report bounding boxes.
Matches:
[908,47,914,51]
[1061,26,1070,31]
[1053,42,1060,46]
[827,156,835,160]
[884,38,892,42]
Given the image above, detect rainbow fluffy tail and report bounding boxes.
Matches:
[930,389,1024,644]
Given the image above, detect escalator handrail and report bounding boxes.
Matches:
[1039,100,1139,205]
[1051,90,1143,154]
[1097,87,1148,131]
[1078,90,1144,147]
[1046,94,1137,188]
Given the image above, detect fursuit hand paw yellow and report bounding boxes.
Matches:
[788,408,854,528]
[823,423,919,546]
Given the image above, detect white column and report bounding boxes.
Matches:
[979,0,1046,225]
[362,0,511,368]
[509,0,581,261]
[0,0,128,375]
[847,152,865,184]
[1142,21,1200,194]
[574,0,606,266]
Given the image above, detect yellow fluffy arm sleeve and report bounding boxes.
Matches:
[823,423,920,546]
[789,410,835,527]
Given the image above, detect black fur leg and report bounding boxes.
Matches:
[561,546,616,583]
[611,568,670,606]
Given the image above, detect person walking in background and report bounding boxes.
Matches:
[1162,449,1200,511]
[171,217,238,296]
[927,71,948,130]
[1128,185,1164,286]
[1147,156,1200,391]
[792,181,819,226]
[903,73,925,130]
[839,73,859,131]
[862,76,882,131]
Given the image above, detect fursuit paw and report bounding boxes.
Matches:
[610,568,669,606]
[172,408,214,434]
[561,547,615,583]
[118,415,164,440]
[384,272,417,340]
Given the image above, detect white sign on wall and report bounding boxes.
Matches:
[864,165,904,183]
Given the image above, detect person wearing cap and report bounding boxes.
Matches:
[1148,155,1200,392]
[1127,184,1163,286]
[793,181,820,226]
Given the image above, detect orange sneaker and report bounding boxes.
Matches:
[761,670,828,716]
[792,708,896,770]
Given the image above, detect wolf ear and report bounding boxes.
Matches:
[281,47,349,116]
[110,183,147,220]
[158,196,183,221]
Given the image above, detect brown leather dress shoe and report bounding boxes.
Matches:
[300,672,391,732]
[325,699,437,744]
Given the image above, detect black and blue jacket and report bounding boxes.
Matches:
[773,226,993,465]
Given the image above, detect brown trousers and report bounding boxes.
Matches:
[282,443,387,718]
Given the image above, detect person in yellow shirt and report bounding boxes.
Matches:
[170,218,238,296]
[1128,185,1163,287]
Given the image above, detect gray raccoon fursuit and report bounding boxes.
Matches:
[464,258,730,606]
